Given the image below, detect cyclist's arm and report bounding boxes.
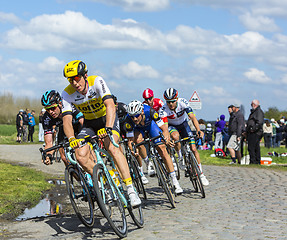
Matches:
[43,133,54,165]
[63,114,75,140]
[103,97,116,129]
[159,123,171,144]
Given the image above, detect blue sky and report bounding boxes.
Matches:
[1,0,287,121]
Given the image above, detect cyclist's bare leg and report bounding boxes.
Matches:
[170,131,180,152]
[155,144,174,173]
[103,133,131,180]
[133,132,147,159]
[59,148,69,167]
[190,143,201,165]
[75,144,96,175]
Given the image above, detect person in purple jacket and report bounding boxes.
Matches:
[214,114,226,150]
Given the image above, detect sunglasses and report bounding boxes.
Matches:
[130,113,141,119]
[68,75,82,83]
[45,104,58,111]
[145,97,153,101]
[166,99,177,103]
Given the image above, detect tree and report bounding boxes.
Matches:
[264,107,282,120]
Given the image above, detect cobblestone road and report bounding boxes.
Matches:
[0,144,286,239]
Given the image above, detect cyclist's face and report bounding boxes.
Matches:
[166,99,177,110]
[69,75,86,93]
[46,103,61,119]
[130,112,143,124]
[145,97,154,107]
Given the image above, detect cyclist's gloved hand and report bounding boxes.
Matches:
[43,153,53,165]
[105,127,113,136]
[69,137,83,148]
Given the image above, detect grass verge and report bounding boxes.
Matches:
[0,161,52,220]
[199,146,287,171]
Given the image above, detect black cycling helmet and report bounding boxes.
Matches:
[163,88,178,100]
[63,60,88,78]
[41,90,61,107]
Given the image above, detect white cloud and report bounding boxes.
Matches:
[87,0,169,12]
[281,74,287,85]
[113,61,159,79]
[191,57,211,70]
[0,12,22,25]
[163,75,194,85]
[38,57,65,72]
[244,68,271,83]
[239,13,280,32]
[201,86,228,97]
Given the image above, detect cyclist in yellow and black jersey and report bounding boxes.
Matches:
[61,60,141,207]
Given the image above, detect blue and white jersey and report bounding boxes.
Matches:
[160,98,194,126]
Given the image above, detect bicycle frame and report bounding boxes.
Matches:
[66,136,129,208]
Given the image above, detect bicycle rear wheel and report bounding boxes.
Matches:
[65,165,95,227]
[128,155,147,200]
[188,154,205,198]
[153,158,176,208]
[92,164,127,238]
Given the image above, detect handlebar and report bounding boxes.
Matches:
[135,134,162,148]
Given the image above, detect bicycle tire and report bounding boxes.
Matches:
[186,154,198,192]
[153,157,176,208]
[128,155,147,200]
[189,154,205,198]
[92,164,127,238]
[65,165,95,227]
[169,148,180,180]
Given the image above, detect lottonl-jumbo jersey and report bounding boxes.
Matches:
[160,98,194,125]
[143,98,164,112]
[62,76,111,120]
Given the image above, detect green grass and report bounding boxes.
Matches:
[0,124,39,144]
[0,161,52,218]
[199,146,287,171]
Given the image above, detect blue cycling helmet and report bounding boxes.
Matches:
[41,90,61,107]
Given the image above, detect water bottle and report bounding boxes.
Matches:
[109,169,121,187]
[85,172,93,188]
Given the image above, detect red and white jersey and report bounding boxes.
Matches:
[143,98,164,112]
[159,98,194,125]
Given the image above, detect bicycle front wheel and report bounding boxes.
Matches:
[153,158,176,208]
[92,164,127,238]
[65,165,95,227]
[129,155,147,200]
[188,154,205,198]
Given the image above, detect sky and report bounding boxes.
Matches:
[1,0,287,121]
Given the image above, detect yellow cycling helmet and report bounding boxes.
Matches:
[63,60,88,78]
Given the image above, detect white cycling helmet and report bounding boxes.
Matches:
[127,100,143,116]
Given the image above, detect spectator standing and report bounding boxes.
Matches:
[276,119,285,147]
[38,108,45,142]
[263,120,272,148]
[214,114,226,150]
[227,105,235,139]
[246,100,264,164]
[198,119,206,147]
[227,104,245,164]
[270,118,279,148]
[205,123,214,149]
[28,110,36,142]
[16,109,24,143]
[22,108,30,142]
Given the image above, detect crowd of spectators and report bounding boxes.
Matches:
[15,108,45,143]
[188,99,287,165]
